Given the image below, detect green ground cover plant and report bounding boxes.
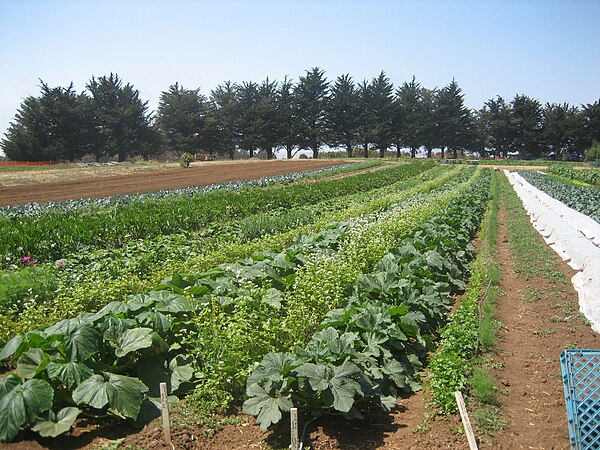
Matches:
[427,170,499,415]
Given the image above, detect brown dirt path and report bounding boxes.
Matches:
[0,160,343,207]
[488,197,599,449]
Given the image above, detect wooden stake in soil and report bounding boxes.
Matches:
[455,391,478,450]
[290,407,299,450]
[160,382,172,442]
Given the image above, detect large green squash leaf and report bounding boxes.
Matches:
[45,316,93,336]
[63,326,101,361]
[148,291,192,313]
[72,373,148,419]
[16,348,49,379]
[46,361,94,389]
[329,360,363,412]
[88,301,128,321]
[72,374,109,409]
[242,383,292,431]
[246,352,297,387]
[112,327,154,358]
[0,335,23,361]
[169,355,195,392]
[0,376,53,442]
[32,407,81,437]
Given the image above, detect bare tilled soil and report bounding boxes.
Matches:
[0,160,343,207]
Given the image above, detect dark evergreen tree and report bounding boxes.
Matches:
[356,79,375,158]
[276,76,300,159]
[435,79,471,158]
[1,81,90,162]
[369,72,395,158]
[419,88,438,158]
[236,81,260,157]
[326,74,360,157]
[86,73,155,162]
[255,78,280,160]
[210,81,240,160]
[294,67,329,158]
[541,102,580,159]
[510,94,543,159]
[580,99,600,149]
[395,76,423,158]
[479,96,514,158]
[156,83,208,157]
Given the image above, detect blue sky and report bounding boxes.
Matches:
[1,0,599,153]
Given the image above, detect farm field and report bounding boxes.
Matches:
[0,159,345,206]
[0,161,598,450]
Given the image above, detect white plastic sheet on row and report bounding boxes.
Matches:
[505,170,600,334]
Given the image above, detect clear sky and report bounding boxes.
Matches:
[1,0,599,153]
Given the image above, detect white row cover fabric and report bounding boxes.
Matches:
[505,170,600,334]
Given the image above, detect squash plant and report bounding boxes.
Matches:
[0,290,198,442]
[244,171,490,429]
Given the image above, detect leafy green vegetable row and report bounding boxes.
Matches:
[0,162,371,219]
[428,169,499,414]
[547,163,599,186]
[0,164,452,343]
[0,165,461,442]
[518,170,599,222]
[0,161,433,268]
[243,170,490,428]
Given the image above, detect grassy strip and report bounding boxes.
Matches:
[501,173,569,281]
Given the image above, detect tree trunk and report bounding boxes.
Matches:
[249,148,255,158]
[363,143,369,158]
[346,143,353,158]
[427,147,432,158]
[379,148,385,158]
[286,145,293,159]
[411,146,416,158]
[452,148,458,159]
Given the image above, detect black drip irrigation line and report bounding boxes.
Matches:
[298,416,318,450]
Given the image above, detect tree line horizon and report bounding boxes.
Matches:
[1,68,599,163]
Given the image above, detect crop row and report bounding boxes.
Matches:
[0,161,379,219]
[518,170,599,222]
[0,163,451,342]
[0,166,481,441]
[428,169,499,413]
[0,161,433,267]
[244,169,490,428]
[547,163,599,186]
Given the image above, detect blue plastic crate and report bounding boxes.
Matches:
[561,349,600,450]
